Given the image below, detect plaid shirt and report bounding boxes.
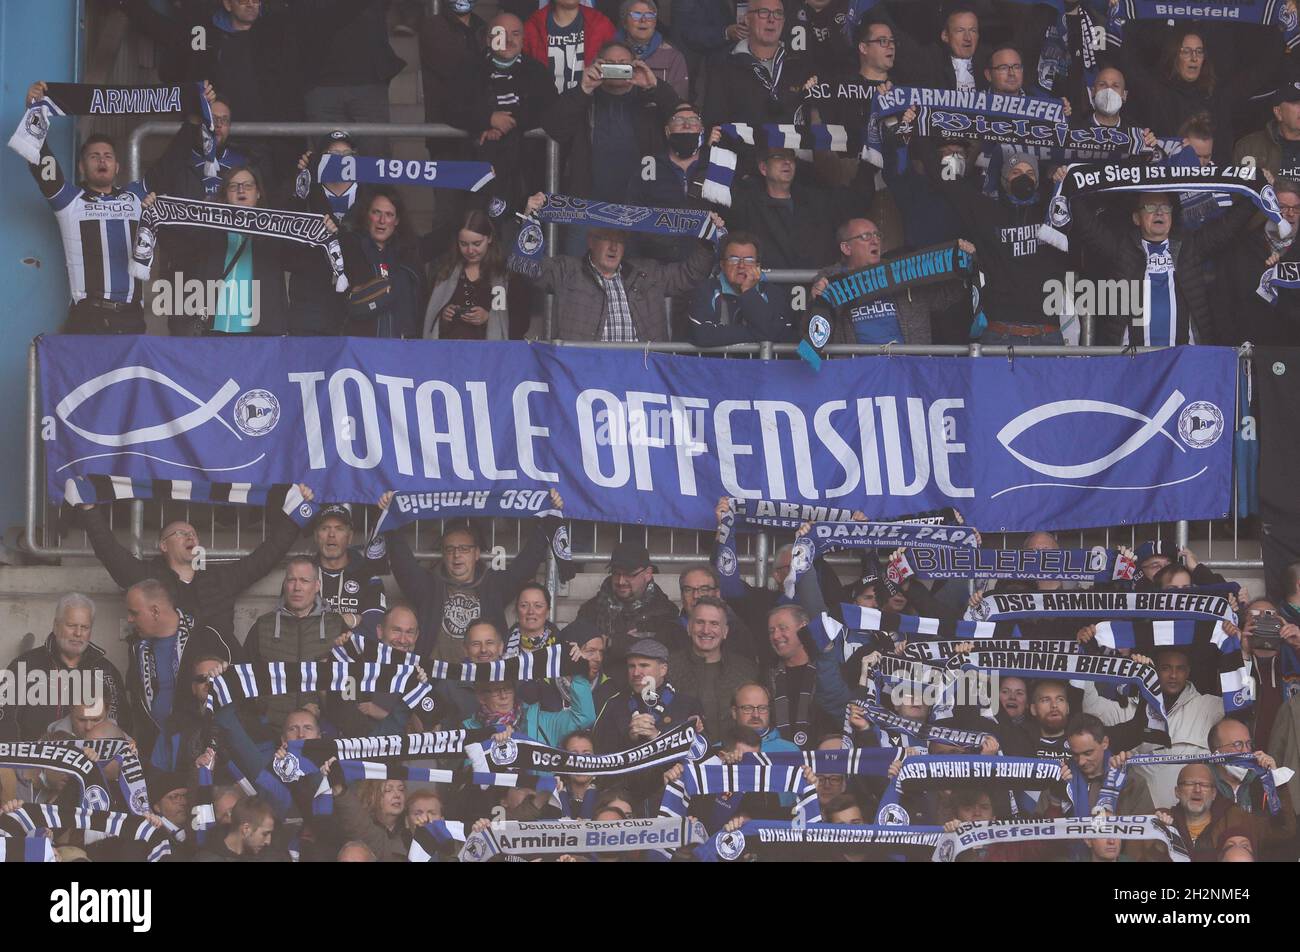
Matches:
[591,259,638,342]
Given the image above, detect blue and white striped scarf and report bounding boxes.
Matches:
[1090,619,1253,714]
[63,476,318,528]
[698,820,944,861]
[0,803,173,862]
[1095,751,1291,816]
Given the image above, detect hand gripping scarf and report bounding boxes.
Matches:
[471,721,709,776]
[698,819,944,862]
[64,477,319,529]
[1258,258,1300,304]
[131,195,348,292]
[290,729,493,769]
[965,587,1239,625]
[408,819,469,861]
[204,660,430,712]
[50,739,150,816]
[933,815,1190,862]
[702,123,868,207]
[1090,619,1254,714]
[8,82,218,193]
[458,816,709,861]
[888,544,1138,583]
[331,633,584,682]
[0,803,174,862]
[1039,162,1289,252]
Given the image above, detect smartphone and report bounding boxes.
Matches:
[600,63,634,80]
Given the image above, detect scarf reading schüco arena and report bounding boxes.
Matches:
[130,195,349,292]
[933,816,1191,862]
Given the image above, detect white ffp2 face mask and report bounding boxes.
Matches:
[1092,87,1124,116]
[1224,763,1251,782]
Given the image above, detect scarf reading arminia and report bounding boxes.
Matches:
[65,477,319,529]
[1107,0,1300,52]
[732,499,964,534]
[1039,162,1287,252]
[803,241,984,368]
[369,492,576,584]
[871,86,1153,163]
[314,153,494,193]
[1257,259,1300,304]
[933,815,1190,862]
[458,816,709,862]
[473,722,708,776]
[332,633,582,683]
[1090,619,1253,714]
[0,803,173,862]
[889,545,1138,584]
[959,648,1166,713]
[701,123,865,208]
[130,195,348,292]
[875,755,1067,825]
[507,195,722,277]
[9,82,219,194]
[700,820,944,862]
[965,588,1238,625]
[904,638,1081,662]
[1096,751,1293,816]
[53,739,150,817]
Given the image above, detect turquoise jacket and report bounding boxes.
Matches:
[462,675,596,745]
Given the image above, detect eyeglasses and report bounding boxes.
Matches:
[750,7,785,19]
[444,544,478,556]
[1279,202,1300,215]
[1213,739,1252,753]
[844,230,881,244]
[668,117,703,130]
[989,63,1023,74]
[1177,780,1214,790]
[864,37,896,47]
[227,182,257,193]
[723,255,758,266]
[1139,203,1172,214]
[736,704,770,715]
[628,10,658,20]
[682,584,719,597]
[1180,47,1205,58]
[161,528,197,542]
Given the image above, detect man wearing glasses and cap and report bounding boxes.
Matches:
[686,231,793,345]
[592,637,703,753]
[311,503,387,640]
[577,541,682,670]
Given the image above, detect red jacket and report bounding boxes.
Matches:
[523,5,616,84]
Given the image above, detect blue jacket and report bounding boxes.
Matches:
[687,273,794,346]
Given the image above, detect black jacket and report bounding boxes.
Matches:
[542,82,681,198]
[300,0,405,89]
[179,229,295,335]
[935,179,1069,327]
[421,8,488,127]
[576,578,684,669]
[1221,226,1300,347]
[2,635,127,741]
[726,179,854,272]
[339,232,425,338]
[450,51,556,136]
[78,504,301,640]
[1069,195,1254,344]
[592,682,704,754]
[702,43,816,130]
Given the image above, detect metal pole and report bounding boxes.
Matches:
[24,341,43,557]
[546,549,560,623]
[544,137,561,339]
[754,340,773,589]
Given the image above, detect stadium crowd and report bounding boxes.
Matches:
[5,0,1300,862]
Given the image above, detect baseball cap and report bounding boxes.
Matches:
[316,503,353,527]
[627,638,669,662]
[609,540,654,574]
[560,617,604,645]
[760,145,797,162]
[147,768,189,801]
[1136,540,1176,564]
[319,129,355,151]
[1275,81,1300,106]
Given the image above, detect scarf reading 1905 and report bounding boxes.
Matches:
[934,815,1190,862]
[8,82,219,193]
[315,154,494,192]
[131,195,348,292]
[1039,162,1287,252]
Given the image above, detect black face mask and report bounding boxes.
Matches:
[1006,174,1037,203]
[668,132,701,159]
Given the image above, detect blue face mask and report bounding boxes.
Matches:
[452,0,475,13]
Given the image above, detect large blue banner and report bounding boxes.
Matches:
[38,338,1234,532]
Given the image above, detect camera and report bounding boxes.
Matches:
[600,63,634,80]
[1252,612,1284,650]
